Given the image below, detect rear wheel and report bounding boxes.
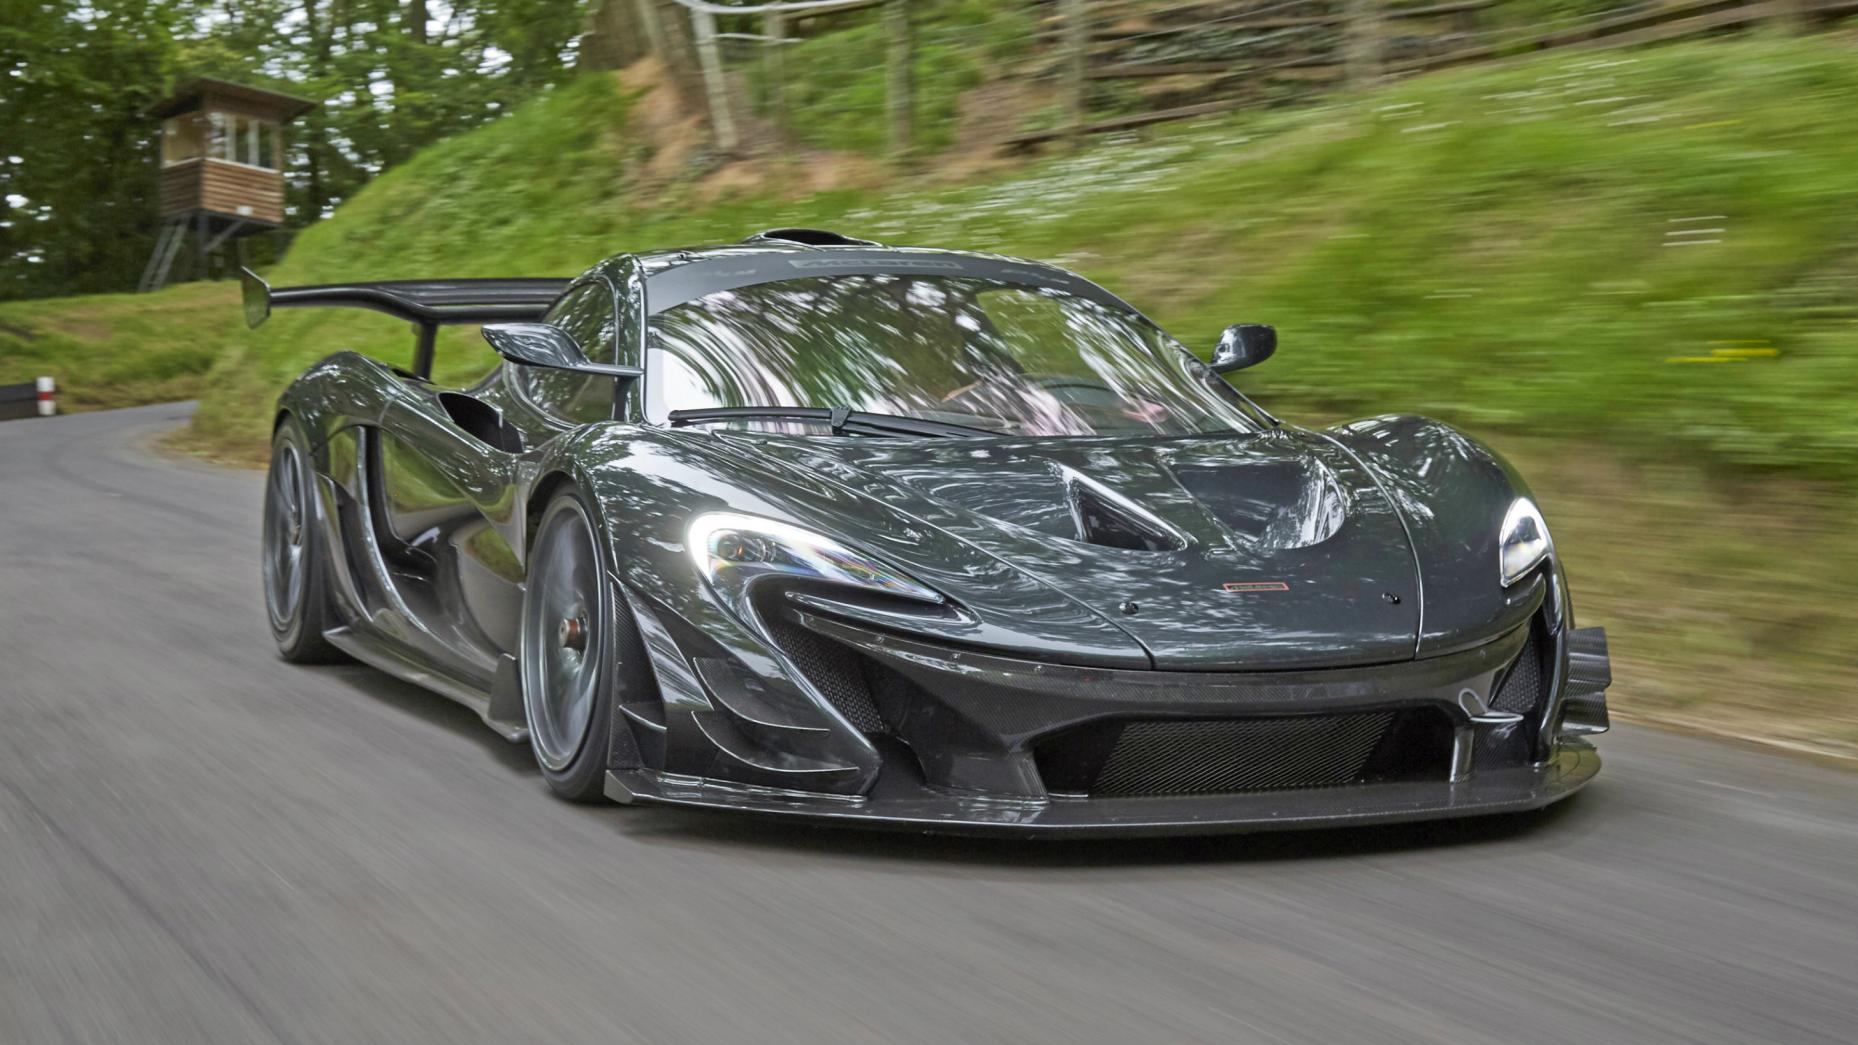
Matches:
[263,418,344,663]
[520,489,618,801]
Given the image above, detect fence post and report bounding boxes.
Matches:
[1344,0,1383,90]
[764,11,789,140]
[660,1,710,106]
[579,0,646,69]
[689,6,740,155]
[1061,0,1088,145]
[885,0,914,163]
[632,0,669,63]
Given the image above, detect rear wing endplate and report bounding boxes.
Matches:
[239,267,569,379]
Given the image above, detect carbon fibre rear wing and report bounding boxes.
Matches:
[239,267,570,379]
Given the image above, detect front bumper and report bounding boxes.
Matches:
[606,739,1598,837]
[610,617,1611,837]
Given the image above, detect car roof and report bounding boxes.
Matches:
[593,240,1145,319]
[632,241,1016,272]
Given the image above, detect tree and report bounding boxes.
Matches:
[0,0,193,297]
[1,0,589,300]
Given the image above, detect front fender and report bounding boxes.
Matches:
[1322,414,1548,656]
[526,424,886,795]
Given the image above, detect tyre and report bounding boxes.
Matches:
[520,488,626,802]
[262,417,346,663]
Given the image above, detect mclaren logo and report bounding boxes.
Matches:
[1223,581,1290,593]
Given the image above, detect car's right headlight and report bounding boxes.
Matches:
[1498,497,1552,587]
[688,512,943,620]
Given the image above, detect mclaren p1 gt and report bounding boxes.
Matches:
[245,228,1609,836]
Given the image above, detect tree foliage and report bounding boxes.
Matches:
[0,0,588,300]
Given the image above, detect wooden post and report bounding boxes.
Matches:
[1061,0,1088,146]
[596,0,647,67]
[195,211,211,281]
[632,0,669,62]
[654,0,706,107]
[764,11,789,140]
[689,6,739,155]
[885,0,913,163]
[1345,0,1382,90]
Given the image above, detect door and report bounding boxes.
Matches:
[368,278,623,679]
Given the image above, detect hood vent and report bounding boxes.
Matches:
[1171,461,1348,549]
[742,228,880,247]
[1058,466,1188,552]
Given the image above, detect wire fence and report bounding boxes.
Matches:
[581,0,1852,155]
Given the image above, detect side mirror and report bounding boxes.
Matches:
[1212,323,1276,373]
[239,267,272,329]
[481,322,642,379]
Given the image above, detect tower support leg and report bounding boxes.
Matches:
[138,218,187,293]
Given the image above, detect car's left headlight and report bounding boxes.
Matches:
[688,512,943,619]
[1499,497,1552,587]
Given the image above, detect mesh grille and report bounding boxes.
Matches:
[764,616,887,733]
[1041,713,1397,797]
[1491,630,1545,714]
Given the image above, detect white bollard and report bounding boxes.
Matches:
[36,376,54,417]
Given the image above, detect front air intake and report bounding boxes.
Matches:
[762,614,888,733]
[1490,628,1547,715]
[1034,710,1454,797]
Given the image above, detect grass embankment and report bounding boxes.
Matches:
[6,38,1855,754]
[0,282,235,410]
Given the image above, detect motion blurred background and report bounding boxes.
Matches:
[4,0,1855,757]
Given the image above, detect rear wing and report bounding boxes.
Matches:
[239,267,570,379]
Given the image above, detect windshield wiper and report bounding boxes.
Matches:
[666,405,991,439]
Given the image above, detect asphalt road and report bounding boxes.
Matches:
[3,402,1856,1045]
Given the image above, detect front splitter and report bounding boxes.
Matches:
[606,739,1599,838]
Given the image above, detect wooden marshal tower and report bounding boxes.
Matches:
[139,78,317,292]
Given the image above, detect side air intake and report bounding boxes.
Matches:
[1490,628,1546,714]
[742,228,880,247]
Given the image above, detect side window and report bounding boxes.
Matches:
[521,282,617,425]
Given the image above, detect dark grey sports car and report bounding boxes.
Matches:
[244,228,1610,836]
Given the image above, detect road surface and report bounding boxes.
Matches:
[2,403,1855,1044]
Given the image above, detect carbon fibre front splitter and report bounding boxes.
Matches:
[605,739,1599,838]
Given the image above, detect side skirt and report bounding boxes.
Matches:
[324,625,529,743]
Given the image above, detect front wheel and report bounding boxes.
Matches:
[520,490,618,801]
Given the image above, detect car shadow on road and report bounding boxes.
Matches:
[318,663,537,775]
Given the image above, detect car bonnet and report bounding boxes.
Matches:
[711,427,1424,671]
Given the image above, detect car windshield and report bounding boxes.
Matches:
[644,274,1260,437]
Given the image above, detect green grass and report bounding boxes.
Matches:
[1498,437,1858,758]
[0,282,235,410]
